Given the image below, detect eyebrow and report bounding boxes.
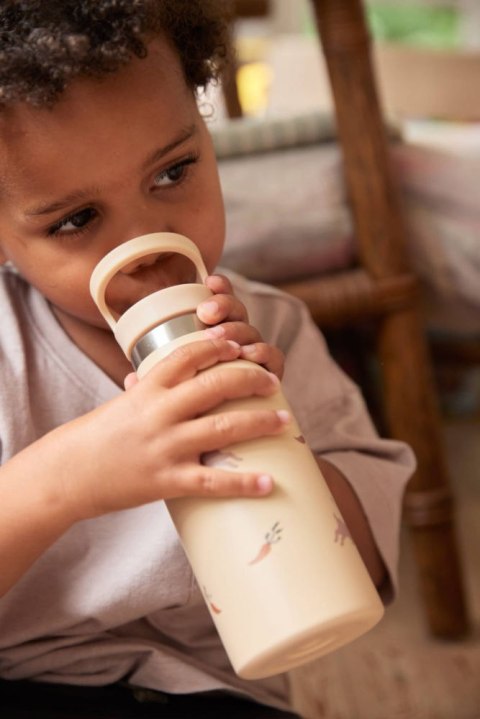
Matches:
[24,124,197,218]
[141,124,197,171]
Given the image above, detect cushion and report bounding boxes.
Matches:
[211,112,480,336]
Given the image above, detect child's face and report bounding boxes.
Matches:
[0,36,225,334]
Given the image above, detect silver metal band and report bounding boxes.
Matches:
[131,313,205,369]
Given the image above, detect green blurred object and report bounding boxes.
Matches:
[366,2,460,49]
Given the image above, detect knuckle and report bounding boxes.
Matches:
[245,365,263,381]
[199,469,217,494]
[169,343,194,362]
[197,368,222,392]
[212,413,232,437]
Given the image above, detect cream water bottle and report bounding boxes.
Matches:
[90,232,384,679]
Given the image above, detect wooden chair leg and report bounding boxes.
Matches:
[378,306,469,637]
[310,0,470,636]
[223,2,272,119]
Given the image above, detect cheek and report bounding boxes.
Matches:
[9,250,96,316]
[36,275,91,309]
[195,213,225,274]
[193,170,226,272]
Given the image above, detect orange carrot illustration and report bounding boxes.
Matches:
[248,522,282,565]
[203,585,222,614]
[248,543,272,566]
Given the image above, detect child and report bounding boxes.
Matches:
[0,2,414,717]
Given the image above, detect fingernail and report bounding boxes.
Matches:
[276,410,291,424]
[257,475,273,494]
[268,372,280,386]
[241,344,256,354]
[199,301,219,317]
[205,325,225,338]
[226,340,240,350]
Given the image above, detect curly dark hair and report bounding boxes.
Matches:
[0,0,232,107]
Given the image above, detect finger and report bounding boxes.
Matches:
[124,372,138,391]
[197,293,248,325]
[163,462,275,499]
[144,338,241,389]
[204,273,234,295]
[204,320,262,345]
[240,343,285,379]
[174,406,291,459]
[164,364,281,422]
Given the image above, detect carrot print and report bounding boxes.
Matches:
[248,522,283,566]
[248,543,272,565]
[202,585,222,614]
[333,513,351,546]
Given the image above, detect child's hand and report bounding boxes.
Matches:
[53,338,290,522]
[197,274,284,379]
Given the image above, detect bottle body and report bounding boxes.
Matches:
[90,233,384,681]
[137,334,384,679]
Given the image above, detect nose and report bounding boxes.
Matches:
[105,196,172,271]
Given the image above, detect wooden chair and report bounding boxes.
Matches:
[223,0,470,639]
[222,0,271,119]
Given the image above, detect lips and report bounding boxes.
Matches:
[105,252,199,316]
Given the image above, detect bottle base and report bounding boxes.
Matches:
[234,606,383,679]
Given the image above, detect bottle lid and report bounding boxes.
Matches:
[90,232,211,358]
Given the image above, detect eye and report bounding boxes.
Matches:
[153,155,198,188]
[48,207,97,236]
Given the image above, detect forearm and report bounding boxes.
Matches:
[0,339,291,597]
[316,456,387,589]
[0,432,75,597]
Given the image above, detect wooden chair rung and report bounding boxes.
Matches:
[279,269,419,328]
[403,487,454,528]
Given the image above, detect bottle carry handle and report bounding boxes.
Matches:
[89,232,209,331]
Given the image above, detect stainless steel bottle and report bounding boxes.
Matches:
[90,232,384,679]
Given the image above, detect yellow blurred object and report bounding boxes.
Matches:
[235,36,269,64]
[236,61,273,116]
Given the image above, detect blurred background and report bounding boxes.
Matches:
[204,2,480,718]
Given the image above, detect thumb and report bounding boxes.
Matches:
[123,372,139,391]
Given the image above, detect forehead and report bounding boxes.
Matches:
[0,37,196,199]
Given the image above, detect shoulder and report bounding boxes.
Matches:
[0,267,32,353]
[0,264,28,305]
[0,268,37,456]
[0,266,52,368]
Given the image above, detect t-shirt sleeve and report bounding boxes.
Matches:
[229,271,415,603]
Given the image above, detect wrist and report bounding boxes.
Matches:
[8,430,79,532]
[0,432,79,596]
[317,456,387,588]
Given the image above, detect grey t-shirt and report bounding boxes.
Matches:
[0,267,414,710]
